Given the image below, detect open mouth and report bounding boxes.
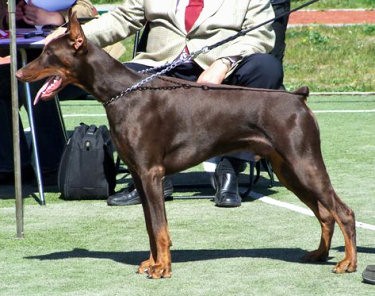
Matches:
[34,76,63,105]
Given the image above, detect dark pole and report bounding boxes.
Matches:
[8,0,24,238]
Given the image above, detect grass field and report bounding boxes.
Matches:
[284,25,375,92]
[1,95,374,295]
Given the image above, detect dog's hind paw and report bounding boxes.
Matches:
[333,260,357,274]
[147,264,172,279]
[137,260,172,279]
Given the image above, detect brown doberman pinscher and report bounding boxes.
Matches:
[16,12,357,279]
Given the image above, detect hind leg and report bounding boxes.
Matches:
[270,153,357,273]
[329,196,357,273]
[301,201,335,263]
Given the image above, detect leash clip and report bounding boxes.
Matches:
[200,46,209,54]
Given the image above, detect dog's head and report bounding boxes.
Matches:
[16,11,88,105]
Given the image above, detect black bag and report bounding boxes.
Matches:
[58,123,116,200]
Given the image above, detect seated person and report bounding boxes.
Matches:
[0,0,102,185]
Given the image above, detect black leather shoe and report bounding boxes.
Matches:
[214,172,241,207]
[107,177,174,206]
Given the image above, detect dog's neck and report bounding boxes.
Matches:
[79,42,142,104]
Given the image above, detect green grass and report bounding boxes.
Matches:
[1,95,375,295]
[284,25,375,92]
[292,0,374,9]
[92,0,120,5]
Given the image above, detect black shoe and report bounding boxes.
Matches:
[214,172,241,207]
[107,177,174,206]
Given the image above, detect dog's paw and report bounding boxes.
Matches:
[147,263,172,279]
[137,259,151,274]
[137,260,172,278]
[332,259,357,274]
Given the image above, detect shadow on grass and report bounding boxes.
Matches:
[333,246,375,254]
[24,247,335,267]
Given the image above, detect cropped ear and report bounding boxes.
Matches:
[67,10,88,52]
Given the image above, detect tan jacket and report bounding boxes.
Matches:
[83,0,275,69]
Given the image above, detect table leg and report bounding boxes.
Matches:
[19,48,45,205]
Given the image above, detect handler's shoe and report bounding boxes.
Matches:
[214,171,241,207]
[107,177,173,206]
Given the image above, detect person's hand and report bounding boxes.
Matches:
[22,0,64,26]
[197,59,229,85]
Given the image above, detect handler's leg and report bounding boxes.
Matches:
[225,53,283,88]
[213,53,283,207]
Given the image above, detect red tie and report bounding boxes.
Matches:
[185,0,204,32]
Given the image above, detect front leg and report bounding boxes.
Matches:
[133,170,172,279]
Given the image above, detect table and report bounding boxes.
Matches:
[1,28,66,205]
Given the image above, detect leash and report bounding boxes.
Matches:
[103,0,319,106]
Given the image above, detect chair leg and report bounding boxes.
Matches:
[23,81,45,205]
[261,159,274,188]
[254,161,261,184]
[115,155,130,174]
[241,159,274,198]
[240,161,255,198]
[54,95,68,142]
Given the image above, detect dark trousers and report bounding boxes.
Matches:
[126,53,283,89]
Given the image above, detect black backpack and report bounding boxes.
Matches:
[58,123,116,200]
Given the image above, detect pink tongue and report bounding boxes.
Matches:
[34,81,49,105]
[33,76,62,105]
